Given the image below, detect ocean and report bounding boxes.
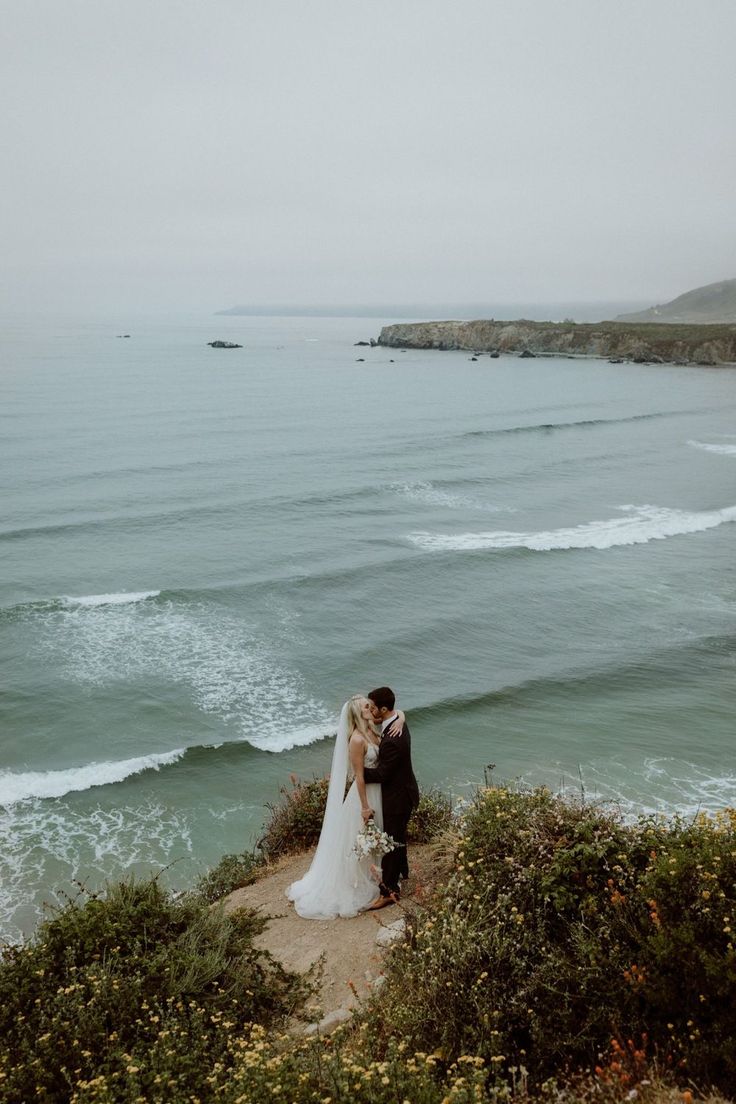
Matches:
[2,311,735,942]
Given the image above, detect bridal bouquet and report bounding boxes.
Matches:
[353,819,397,859]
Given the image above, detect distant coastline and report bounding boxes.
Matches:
[215,300,649,321]
[377,318,736,366]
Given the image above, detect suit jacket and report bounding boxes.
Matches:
[363,718,420,819]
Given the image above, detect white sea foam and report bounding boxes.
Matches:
[247,722,334,753]
[408,503,736,553]
[62,590,161,607]
[0,750,185,806]
[687,439,736,457]
[393,481,509,512]
[557,758,736,821]
[0,800,196,942]
[35,594,331,755]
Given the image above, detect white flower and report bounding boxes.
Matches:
[353,820,398,858]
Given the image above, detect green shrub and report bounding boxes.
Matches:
[259,774,452,861]
[362,786,736,1095]
[195,849,264,904]
[0,877,311,1104]
[408,786,454,843]
[259,774,331,859]
[164,1026,490,1104]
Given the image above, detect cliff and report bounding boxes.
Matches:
[377,319,736,365]
[616,277,736,324]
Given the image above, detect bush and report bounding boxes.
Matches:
[195,849,263,904]
[259,774,331,859]
[258,774,452,862]
[167,1026,490,1104]
[361,785,736,1095]
[408,786,454,843]
[0,877,311,1103]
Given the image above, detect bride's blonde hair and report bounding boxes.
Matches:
[346,695,379,744]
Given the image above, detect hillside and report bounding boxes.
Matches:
[616,277,736,323]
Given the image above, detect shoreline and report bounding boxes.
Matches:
[377,318,736,366]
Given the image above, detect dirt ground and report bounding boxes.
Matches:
[222,844,432,1020]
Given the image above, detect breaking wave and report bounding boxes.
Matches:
[0,721,334,808]
[62,591,161,607]
[409,503,736,553]
[688,440,736,457]
[0,750,185,806]
[6,588,334,758]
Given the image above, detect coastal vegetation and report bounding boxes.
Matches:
[2,781,735,1102]
[197,776,454,904]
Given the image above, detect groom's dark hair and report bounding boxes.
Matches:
[368,686,395,711]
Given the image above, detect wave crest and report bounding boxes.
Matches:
[409,503,736,553]
[688,440,736,457]
[0,750,185,806]
[62,591,161,607]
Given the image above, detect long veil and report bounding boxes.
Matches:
[287,701,370,918]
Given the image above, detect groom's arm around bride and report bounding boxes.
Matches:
[363,687,420,904]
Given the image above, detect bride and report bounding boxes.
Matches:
[287,696,400,919]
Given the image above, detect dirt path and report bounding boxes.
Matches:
[222,845,432,1024]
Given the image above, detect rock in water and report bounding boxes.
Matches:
[207,340,243,349]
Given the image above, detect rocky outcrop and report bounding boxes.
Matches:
[377,320,736,365]
[207,340,243,349]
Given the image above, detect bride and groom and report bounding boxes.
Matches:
[287,687,419,919]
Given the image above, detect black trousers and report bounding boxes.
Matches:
[380,807,412,895]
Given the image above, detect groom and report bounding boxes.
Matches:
[362,686,420,910]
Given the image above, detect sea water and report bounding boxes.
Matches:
[2,312,735,940]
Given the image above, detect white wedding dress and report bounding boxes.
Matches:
[287,703,383,919]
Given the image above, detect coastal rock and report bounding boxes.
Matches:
[375,917,406,948]
[519,349,536,358]
[354,341,370,346]
[375,320,736,365]
[207,340,243,349]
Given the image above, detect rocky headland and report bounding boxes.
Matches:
[377,318,736,365]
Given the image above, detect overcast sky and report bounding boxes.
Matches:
[2,0,734,314]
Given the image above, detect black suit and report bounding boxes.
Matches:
[363,718,419,894]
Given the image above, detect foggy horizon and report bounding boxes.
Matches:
[2,0,735,316]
